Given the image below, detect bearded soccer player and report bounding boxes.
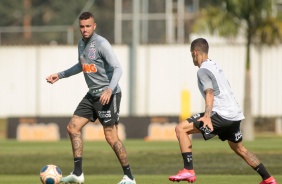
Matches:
[46,12,136,184]
[168,38,277,184]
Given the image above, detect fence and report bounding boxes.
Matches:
[0,43,282,118]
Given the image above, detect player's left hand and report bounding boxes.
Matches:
[100,88,112,105]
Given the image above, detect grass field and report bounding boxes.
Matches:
[1,135,281,184]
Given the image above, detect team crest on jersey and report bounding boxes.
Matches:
[88,48,96,59]
[89,42,96,48]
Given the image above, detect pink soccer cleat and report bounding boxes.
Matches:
[260,176,278,184]
[169,169,196,183]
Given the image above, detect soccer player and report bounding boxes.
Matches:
[46,12,136,184]
[168,38,277,184]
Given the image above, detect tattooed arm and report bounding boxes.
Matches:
[204,88,214,118]
[198,88,214,131]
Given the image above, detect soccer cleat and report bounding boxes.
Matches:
[117,175,136,184]
[169,168,196,183]
[260,176,278,184]
[60,172,84,184]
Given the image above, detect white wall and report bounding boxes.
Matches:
[0,44,281,118]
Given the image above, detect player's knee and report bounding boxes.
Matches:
[237,147,247,156]
[66,123,73,134]
[175,124,184,137]
[66,121,79,134]
[105,134,118,145]
[105,136,112,145]
[230,144,246,156]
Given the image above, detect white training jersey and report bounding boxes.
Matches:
[197,59,245,121]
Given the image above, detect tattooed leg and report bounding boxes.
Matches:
[104,125,129,166]
[228,140,260,168]
[70,133,83,158]
[113,140,129,166]
[243,150,260,167]
[67,115,88,158]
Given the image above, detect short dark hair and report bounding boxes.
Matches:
[79,12,94,20]
[191,38,209,54]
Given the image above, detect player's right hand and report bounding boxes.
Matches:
[46,73,59,84]
[198,116,214,133]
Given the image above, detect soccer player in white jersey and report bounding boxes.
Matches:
[46,12,136,184]
[168,38,277,184]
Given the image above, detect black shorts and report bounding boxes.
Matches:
[187,112,243,143]
[74,92,121,126]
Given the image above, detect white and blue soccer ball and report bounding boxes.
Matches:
[40,164,62,184]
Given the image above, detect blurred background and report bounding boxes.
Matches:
[1,0,282,142]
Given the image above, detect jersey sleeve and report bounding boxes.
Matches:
[99,40,122,90]
[197,68,214,91]
[58,63,82,79]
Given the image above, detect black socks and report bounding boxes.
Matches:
[254,163,271,180]
[73,157,83,176]
[72,157,134,180]
[122,165,134,180]
[182,152,193,170]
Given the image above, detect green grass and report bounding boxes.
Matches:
[1,175,282,184]
[0,135,282,183]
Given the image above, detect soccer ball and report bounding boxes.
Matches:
[40,164,62,184]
